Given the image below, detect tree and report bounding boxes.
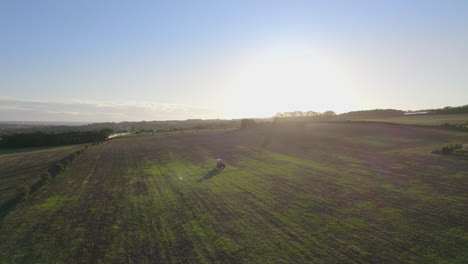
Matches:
[16,186,30,200]
[240,119,257,128]
[289,111,304,118]
[275,112,285,118]
[41,172,52,183]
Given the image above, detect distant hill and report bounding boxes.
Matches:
[423,104,468,115]
[339,104,468,118]
[339,109,405,118]
[0,121,90,126]
[2,104,467,134]
[0,119,241,134]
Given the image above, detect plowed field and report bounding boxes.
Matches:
[1,123,467,263]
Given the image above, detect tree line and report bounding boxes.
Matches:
[0,119,240,134]
[339,109,405,118]
[274,110,337,119]
[0,128,114,148]
[426,105,468,115]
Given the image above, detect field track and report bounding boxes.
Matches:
[1,123,467,263]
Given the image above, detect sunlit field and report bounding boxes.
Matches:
[2,1,468,263]
[1,123,466,263]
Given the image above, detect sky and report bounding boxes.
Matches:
[1,0,467,122]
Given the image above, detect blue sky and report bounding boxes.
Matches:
[1,0,467,121]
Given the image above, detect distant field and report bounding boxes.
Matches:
[0,144,85,211]
[0,124,467,263]
[343,114,468,125]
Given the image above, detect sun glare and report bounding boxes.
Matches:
[223,43,354,118]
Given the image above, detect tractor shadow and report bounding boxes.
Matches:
[197,167,224,182]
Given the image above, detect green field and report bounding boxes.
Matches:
[343,114,468,125]
[1,123,467,263]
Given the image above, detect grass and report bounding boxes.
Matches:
[0,124,467,263]
[33,195,77,211]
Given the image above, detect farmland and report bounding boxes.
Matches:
[342,113,468,125]
[0,144,85,215]
[0,123,467,263]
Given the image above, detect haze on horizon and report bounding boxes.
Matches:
[1,0,467,122]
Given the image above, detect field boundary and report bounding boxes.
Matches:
[0,147,87,219]
[321,120,468,133]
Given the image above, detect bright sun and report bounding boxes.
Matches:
[222,42,355,118]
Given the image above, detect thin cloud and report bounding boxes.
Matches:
[0,99,221,122]
[0,105,33,111]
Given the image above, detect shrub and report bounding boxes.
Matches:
[41,172,52,183]
[240,119,257,129]
[56,163,65,172]
[16,186,30,200]
[440,144,462,154]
